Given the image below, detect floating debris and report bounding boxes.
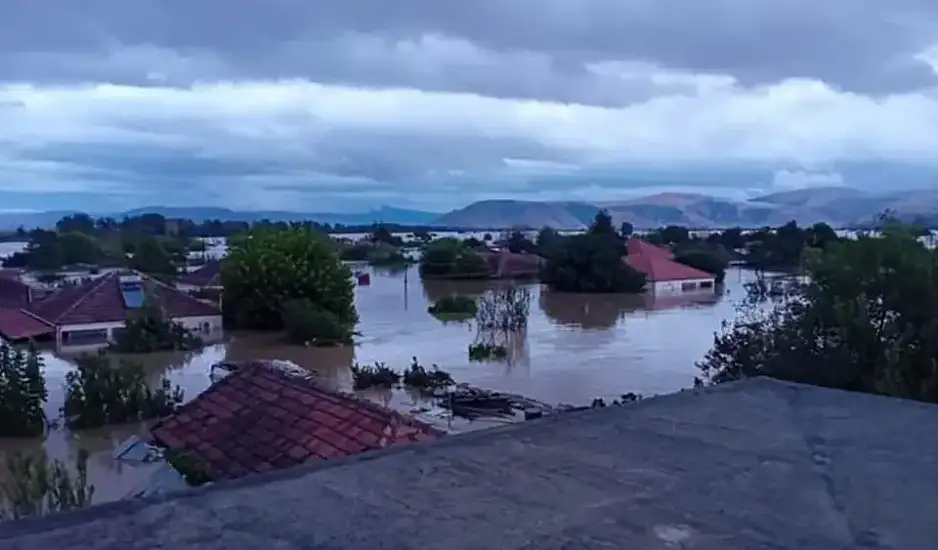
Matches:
[434,384,556,420]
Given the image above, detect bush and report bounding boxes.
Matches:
[468,343,508,362]
[674,249,728,284]
[402,357,454,390]
[281,299,354,346]
[63,354,184,430]
[350,362,401,390]
[428,295,478,316]
[110,304,203,353]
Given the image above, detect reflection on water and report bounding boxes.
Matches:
[1,265,761,505]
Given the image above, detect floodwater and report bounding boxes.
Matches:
[0,238,760,504]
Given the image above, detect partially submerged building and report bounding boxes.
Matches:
[149,363,440,481]
[15,270,223,351]
[625,238,716,294]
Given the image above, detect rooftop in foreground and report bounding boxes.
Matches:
[2,378,936,549]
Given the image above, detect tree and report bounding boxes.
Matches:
[55,214,96,235]
[535,227,563,257]
[0,345,47,438]
[222,226,358,337]
[588,210,616,237]
[674,249,728,284]
[502,230,537,254]
[619,221,634,237]
[541,216,646,293]
[698,223,938,401]
[128,237,177,278]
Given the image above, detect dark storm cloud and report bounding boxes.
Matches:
[1,0,936,103]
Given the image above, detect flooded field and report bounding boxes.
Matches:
[0,239,760,502]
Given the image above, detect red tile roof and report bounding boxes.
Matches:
[0,307,54,341]
[624,238,714,282]
[626,253,714,282]
[178,260,221,287]
[29,271,221,326]
[0,275,29,308]
[150,364,441,481]
[478,250,544,278]
[626,238,674,259]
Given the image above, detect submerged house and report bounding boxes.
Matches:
[624,238,715,294]
[22,270,222,351]
[477,249,544,279]
[0,271,54,344]
[149,363,440,481]
[176,259,222,292]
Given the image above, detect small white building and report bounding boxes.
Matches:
[625,239,717,295]
[28,270,223,352]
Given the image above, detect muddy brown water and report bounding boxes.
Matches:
[0,257,761,504]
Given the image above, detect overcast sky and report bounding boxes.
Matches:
[1,0,937,213]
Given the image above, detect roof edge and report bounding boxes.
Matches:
[0,377,797,540]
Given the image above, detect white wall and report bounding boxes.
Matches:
[651,277,715,295]
[57,314,224,352]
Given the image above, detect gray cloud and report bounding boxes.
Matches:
[1,0,937,103]
[1,0,937,212]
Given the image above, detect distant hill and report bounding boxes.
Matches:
[0,205,440,230]
[431,188,938,229]
[433,200,598,229]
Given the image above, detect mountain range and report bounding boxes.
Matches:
[433,188,938,229]
[2,188,936,231]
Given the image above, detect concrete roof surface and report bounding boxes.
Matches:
[1,377,936,550]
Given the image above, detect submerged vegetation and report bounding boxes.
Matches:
[0,449,94,521]
[110,304,203,353]
[0,345,47,438]
[62,353,184,430]
[469,286,531,362]
[351,358,455,392]
[428,295,478,319]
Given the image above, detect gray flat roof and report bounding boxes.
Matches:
[1,377,936,549]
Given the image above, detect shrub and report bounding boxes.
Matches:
[62,353,184,430]
[428,295,478,316]
[402,357,454,390]
[349,362,401,390]
[110,304,203,353]
[281,299,354,346]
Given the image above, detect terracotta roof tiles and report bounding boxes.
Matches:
[150,364,441,481]
[29,271,220,325]
[178,260,221,287]
[0,308,54,341]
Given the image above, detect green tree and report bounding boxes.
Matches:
[588,210,616,237]
[128,237,177,278]
[698,223,938,401]
[619,221,634,237]
[541,216,646,293]
[0,344,47,438]
[222,226,358,336]
[674,249,728,284]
